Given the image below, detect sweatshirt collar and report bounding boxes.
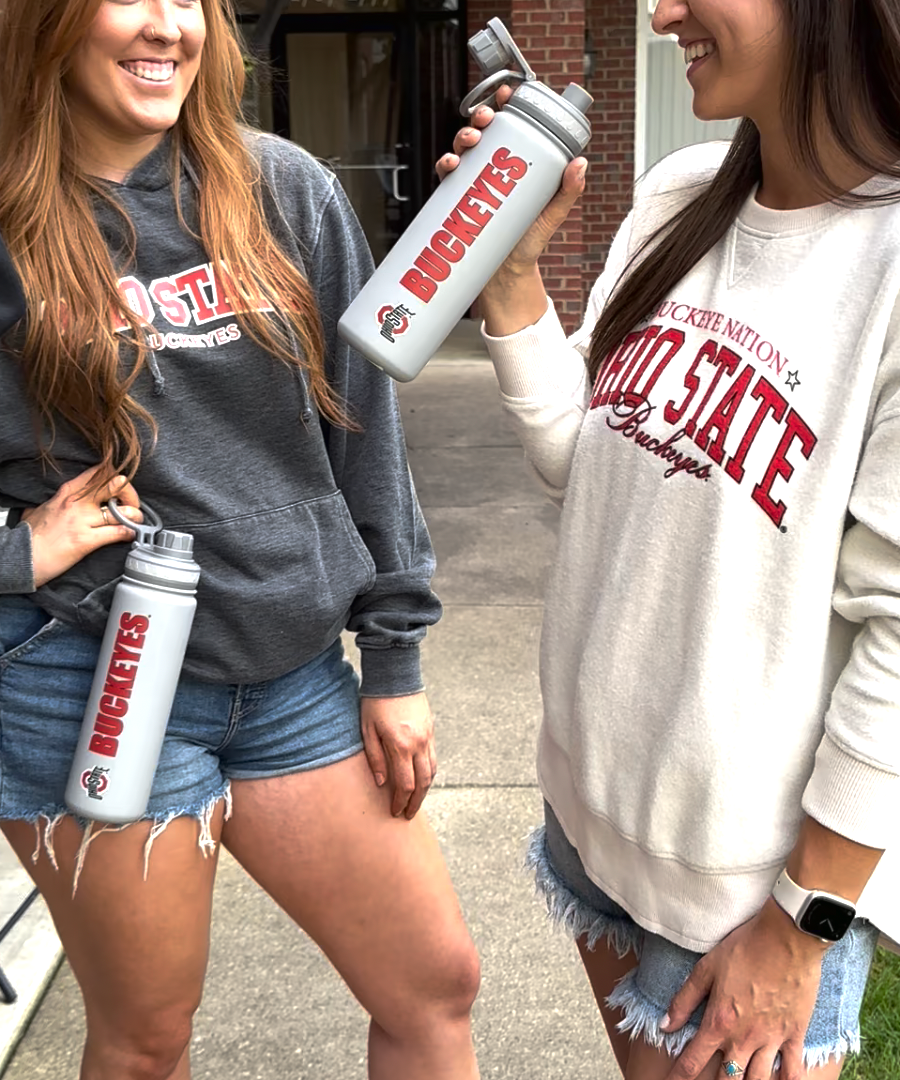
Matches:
[738,172,900,236]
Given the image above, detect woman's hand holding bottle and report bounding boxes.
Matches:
[21,466,143,588]
[436,85,588,336]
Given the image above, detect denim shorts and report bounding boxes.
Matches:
[528,801,879,1071]
[0,594,364,842]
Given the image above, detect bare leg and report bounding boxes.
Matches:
[2,808,223,1080]
[576,933,640,1076]
[222,752,480,1080]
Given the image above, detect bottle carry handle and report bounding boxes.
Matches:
[107,497,163,548]
[459,70,527,117]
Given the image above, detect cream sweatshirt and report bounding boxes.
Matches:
[485,142,900,952]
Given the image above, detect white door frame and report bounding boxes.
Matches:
[634,0,650,180]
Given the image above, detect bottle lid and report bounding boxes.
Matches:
[562,83,593,114]
[154,530,195,560]
[460,18,535,116]
[506,81,593,156]
[468,19,534,83]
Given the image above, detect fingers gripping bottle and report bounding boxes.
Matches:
[65,502,201,824]
[338,18,592,382]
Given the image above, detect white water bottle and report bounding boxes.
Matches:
[338,18,592,382]
[65,502,201,823]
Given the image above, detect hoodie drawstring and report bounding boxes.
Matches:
[284,321,313,423]
[146,338,166,396]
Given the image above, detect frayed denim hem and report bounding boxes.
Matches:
[607,968,699,1058]
[607,968,862,1070]
[13,782,233,895]
[525,824,642,960]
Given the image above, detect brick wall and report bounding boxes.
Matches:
[582,0,636,302]
[466,0,636,332]
[510,0,586,330]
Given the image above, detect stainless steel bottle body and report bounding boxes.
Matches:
[338,106,573,382]
[65,544,199,824]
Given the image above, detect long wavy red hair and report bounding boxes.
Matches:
[0,0,348,486]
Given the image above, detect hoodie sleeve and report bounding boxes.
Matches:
[307,178,441,698]
[0,521,35,594]
[801,315,900,849]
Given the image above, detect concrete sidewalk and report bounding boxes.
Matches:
[2,321,618,1079]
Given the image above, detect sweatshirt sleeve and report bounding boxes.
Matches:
[0,521,35,593]
[481,211,636,498]
[802,332,900,849]
[308,179,441,698]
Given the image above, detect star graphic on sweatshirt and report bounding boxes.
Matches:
[785,370,801,391]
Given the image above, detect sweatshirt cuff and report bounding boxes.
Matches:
[481,299,586,400]
[0,523,35,594]
[802,732,899,849]
[358,644,425,698]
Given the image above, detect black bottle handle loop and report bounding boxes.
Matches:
[107,497,163,549]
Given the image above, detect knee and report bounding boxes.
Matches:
[443,933,481,1019]
[420,930,482,1023]
[88,1009,194,1080]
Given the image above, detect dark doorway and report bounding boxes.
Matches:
[268,8,466,264]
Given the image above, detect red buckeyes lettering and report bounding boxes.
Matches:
[400,149,529,304]
[88,613,150,758]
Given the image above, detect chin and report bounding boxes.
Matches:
[691,99,741,124]
[123,111,183,137]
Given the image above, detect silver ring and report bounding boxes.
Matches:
[722,1062,745,1078]
[100,504,109,526]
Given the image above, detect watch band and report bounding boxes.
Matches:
[772,868,815,921]
[772,868,857,942]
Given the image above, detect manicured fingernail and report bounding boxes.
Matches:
[660,1013,671,1031]
[578,162,588,179]
[375,773,385,787]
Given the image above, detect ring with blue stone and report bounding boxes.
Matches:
[722,1062,744,1078]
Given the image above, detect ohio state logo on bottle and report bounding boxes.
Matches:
[377,303,415,344]
[80,765,110,801]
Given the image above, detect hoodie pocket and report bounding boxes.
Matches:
[117,490,377,683]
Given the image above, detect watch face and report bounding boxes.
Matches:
[799,897,856,941]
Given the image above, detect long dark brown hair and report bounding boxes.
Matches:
[589,0,900,381]
[0,0,348,487]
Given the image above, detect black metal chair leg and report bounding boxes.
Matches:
[0,888,41,1005]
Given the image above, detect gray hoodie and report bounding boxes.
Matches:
[0,132,440,695]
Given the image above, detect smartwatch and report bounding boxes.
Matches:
[771,868,856,943]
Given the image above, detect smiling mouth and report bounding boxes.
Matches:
[684,41,717,65]
[119,60,176,83]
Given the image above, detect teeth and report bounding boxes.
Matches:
[684,42,716,65]
[121,61,175,82]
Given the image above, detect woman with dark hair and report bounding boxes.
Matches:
[441,1,900,1078]
[0,1,480,1078]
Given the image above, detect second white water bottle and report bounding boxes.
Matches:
[338,18,593,382]
[65,502,201,824]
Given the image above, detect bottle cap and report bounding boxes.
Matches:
[154,530,195,560]
[561,83,593,114]
[460,18,535,116]
[506,81,593,156]
[468,19,534,82]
